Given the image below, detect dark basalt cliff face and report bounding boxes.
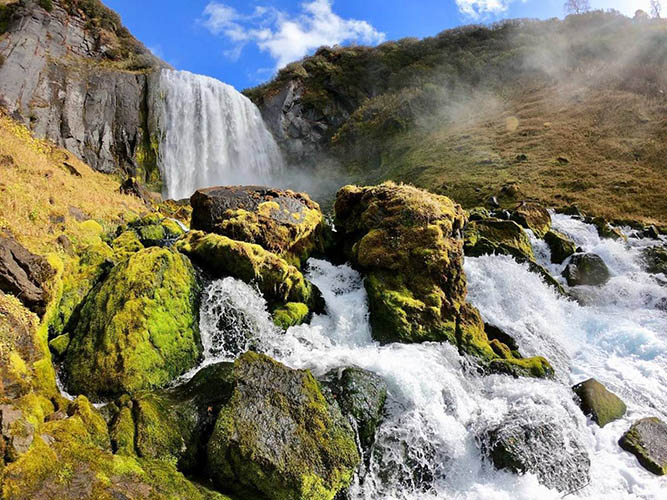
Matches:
[0,0,164,180]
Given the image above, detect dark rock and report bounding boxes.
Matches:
[484,324,519,351]
[320,367,388,453]
[207,352,360,500]
[119,177,154,205]
[557,156,570,165]
[515,154,528,162]
[619,417,667,475]
[641,225,660,240]
[61,161,81,177]
[488,196,500,208]
[511,203,551,238]
[191,185,325,266]
[491,209,511,220]
[590,217,627,241]
[526,261,567,295]
[68,206,88,222]
[485,416,590,492]
[562,253,611,286]
[0,234,54,316]
[544,230,577,264]
[560,205,583,217]
[572,379,626,427]
[465,219,535,262]
[642,245,667,275]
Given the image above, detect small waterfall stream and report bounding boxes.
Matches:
[152,70,284,200]
[187,216,666,499]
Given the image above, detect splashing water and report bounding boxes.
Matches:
[193,218,667,499]
[152,69,284,200]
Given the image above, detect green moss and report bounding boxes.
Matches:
[619,418,667,476]
[465,219,535,262]
[48,333,70,357]
[110,230,144,261]
[272,302,310,329]
[109,405,135,456]
[573,378,626,427]
[63,247,202,400]
[489,356,555,379]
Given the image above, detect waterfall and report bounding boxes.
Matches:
[188,218,666,499]
[152,69,284,200]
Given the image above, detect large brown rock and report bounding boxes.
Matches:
[619,417,667,475]
[190,186,325,266]
[511,203,552,238]
[0,235,54,316]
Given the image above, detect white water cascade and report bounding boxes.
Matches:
[190,216,667,499]
[152,69,284,200]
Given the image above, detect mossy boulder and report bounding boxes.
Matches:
[544,229,577,264]
[464,219,535,262]
[619,417,667,475]
[591,217,627,241]
[320,367,387,453]
[63,247,202,400]
[177,230,321,311]
[511,203,551,238]
[110,230,144,262]
[572,378,626,427]
[562,253,611,287]
[108,363,235,470]
[125,213,185,247]
[207,352,360,500]
[642,245,667,275]
[485,414,590,492]
[273,302,311,329]
[191,186,325,267]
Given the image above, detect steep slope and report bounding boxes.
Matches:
[247,12,667,225]
[0,0,164,184]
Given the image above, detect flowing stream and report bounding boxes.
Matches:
[152,70,284,200]
[191,215,666,499]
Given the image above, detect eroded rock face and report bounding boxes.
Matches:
[562,253,611,287]
[619,417,667,475]
[191,186,325,267]
[0,235,54,316]
[207,352,360,500]
[64,247,202,400]
[485,416,591,492]
[572,379,626,428]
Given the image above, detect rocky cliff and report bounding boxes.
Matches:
[0,0,164,183]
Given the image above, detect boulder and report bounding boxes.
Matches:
[125,213,185,247]
[619,417,667,475]
[511,203,551,238]
[572,379,626,427]
[109,363,235,470]
[642,245,667,275]
[64,247,202,400]
[465,219,535,262]
[176,230,322,311]
[562,253,611,286]
[0,234,54,316]
[190,186,325,267]
[334,183,551,376]
[544,230,577,264]
[207,352,360,500]
[320,367,388,453]
[485,417,590,492]
[272,302,311,329]
[591,217,627,241]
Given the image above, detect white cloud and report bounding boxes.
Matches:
[455,0,516,18]
[202,0,386,69]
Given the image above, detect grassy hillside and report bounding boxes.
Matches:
[248,11,667,225]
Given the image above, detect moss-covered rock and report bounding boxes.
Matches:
[273,302,311,329]
[110,230,144,262]
[572,378,626,428]
[619,417,667,476]
[177,230,321,311]
[562,253,611,287]
[511,203,551,238]
[190,186,325,267]
[544,229,577,264]
[125,214,185,247]
[465,218,535,262]
[207,352,360,500]
[63,247,202,400]
[591,217,627,241]
[642,245,667,275]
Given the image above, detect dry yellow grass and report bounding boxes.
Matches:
[0,112,145,254]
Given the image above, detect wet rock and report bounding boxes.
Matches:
[642,245,667,275]
[619,417,667,475]
[190,185,325,267]
[320,367,388,453]
[572,379,626,427]
[591,217,627,241]
[560,205,583,217]
[544,229,577,264]
[484,324,519,351]
[465,219,535,262]
[485,416,590,492]
[468,207,491,221]
[562,253,611,286]
[207,352,360,500]
[641,225,660,240]
[0,234,54,316]
[64,247,202,400]
[124,213,184,247]
[488,196,500,208]
[511,203,551,238]
[272,302,310,329]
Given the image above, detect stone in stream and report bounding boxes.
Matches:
[544,229,577,264]
[562,253,611,287]
[619,417,667,475]
[511,203,551,238]
[190,185,326,267]
[572,378,626,427]
[464,218,535,262]
[642,245,667,275]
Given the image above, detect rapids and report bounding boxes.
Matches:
[191,215,667,499]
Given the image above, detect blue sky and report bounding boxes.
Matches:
[104,0,655,90]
